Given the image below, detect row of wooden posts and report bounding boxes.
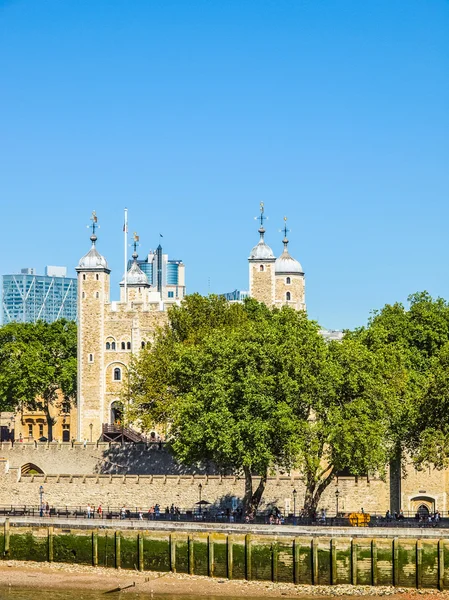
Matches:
[2,520,446,589]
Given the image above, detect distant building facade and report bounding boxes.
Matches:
[2,266,77,325]
[130,245,186,302]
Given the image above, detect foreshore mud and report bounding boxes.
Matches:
[0,561,448,599]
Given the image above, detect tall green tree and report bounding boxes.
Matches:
[350,291,449,468]
[0,320,77,441]
[128,295,402,515]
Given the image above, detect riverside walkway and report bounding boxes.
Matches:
[1,515,448,538]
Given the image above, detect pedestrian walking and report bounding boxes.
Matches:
[87,504,92,519]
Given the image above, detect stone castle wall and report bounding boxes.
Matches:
[0,443,391,514]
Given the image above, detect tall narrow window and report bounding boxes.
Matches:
[106,342,110,350]
[88,353,94,363]
[286,277,291,284]
[286,292,291,301]
[96,292,99,298]
[121,342,126,350]
[127,342,131,350]
[96,274,99,280]
[259,265,264,272]
[141,341,145,349]
[111,342,116,350]
[113,367,121,381]
[83,274,86,281]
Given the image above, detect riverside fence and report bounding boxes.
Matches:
[1,519,449,589]
[0,504,446,529]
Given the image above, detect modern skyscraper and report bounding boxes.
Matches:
[2,266,77,324]
[129,244,186,301]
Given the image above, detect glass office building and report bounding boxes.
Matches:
[2,266,77,324]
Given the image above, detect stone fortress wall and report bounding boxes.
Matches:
[0,443,391,514]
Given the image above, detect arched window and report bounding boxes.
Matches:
[141,341,145,349]
[113,367,121,381]
[88,353,94,363]
[259,265,264,272]
[286,291,291,301]
[111,342,116,350]
[121,342,126,350]
[286,277,291,284]
[96,274,99,281]
[83,274,86,281]
[96,292,99,298]
[106,342,111,350]
[127,342,131,350]
[82,292,85,299]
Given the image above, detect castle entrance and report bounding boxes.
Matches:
[110,401,123,425]
[410,495,435,516]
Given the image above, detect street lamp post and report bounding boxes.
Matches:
[293,489,297,523]
[10,416,15,443]
[198,482,203,516]
[335,488,340,519]
[39,485,44,517]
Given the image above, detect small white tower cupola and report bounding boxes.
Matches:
[274,217,306,311]
[76,210,110,273]
[248,202,276,306]
[120,233,149,303]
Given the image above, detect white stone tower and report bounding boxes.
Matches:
[75,211,111,442]
[274,217,305,311]
[248,202,276,305]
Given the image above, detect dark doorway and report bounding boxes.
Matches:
[110,401,123,425]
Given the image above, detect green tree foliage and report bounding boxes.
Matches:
[0,320,77,441]
[128,294,402,515]
[350,291,449,469]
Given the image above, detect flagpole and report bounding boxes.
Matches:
[124,207,128,303]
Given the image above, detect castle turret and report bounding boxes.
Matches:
[120,233,150,304]
[75,211,110,442]
[248,203,276,306]
[274,217,305,311]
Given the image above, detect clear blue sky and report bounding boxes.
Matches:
[1,0,448,330]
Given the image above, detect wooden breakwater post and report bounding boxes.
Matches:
[48,526,54,562]
[3,518,9,557]
[187,534,194,575]
[311,538,318,585]
[439,539,445,591]
[115,532,121,569]
[138,533,144,571]
[330,538,337,585]
[92,530,98,567]
[227,534,233,580]
[170,534,176,573]
[245,534,252,581]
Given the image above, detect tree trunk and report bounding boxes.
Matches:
[43,403,53,442]
[303,467,335,517]
[243,466,267,517]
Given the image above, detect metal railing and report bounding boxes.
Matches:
[0,505,446,528]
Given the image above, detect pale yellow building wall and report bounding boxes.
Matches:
[249,261,275,305]
[77,270,109,443]
[274,274,306,311]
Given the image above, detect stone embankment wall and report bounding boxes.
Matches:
[0,443,391,514]
[1,520,447,589]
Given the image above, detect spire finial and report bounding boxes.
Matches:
[89,210,98,244]
[282,216,289,251]
[132,232,140,260]
[254,202,268,241]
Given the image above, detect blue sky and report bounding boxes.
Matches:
[1,0,448,330]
